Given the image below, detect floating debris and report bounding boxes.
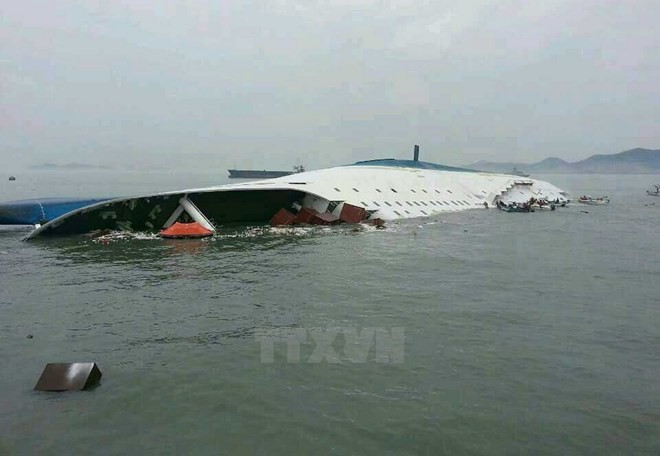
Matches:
[34,363,103,392]
[371,218,386,229]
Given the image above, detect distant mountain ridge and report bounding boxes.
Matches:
[467,148,660,174]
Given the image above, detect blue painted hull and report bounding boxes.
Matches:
[0,198,111,225]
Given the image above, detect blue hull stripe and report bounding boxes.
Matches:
[0,198,111,225]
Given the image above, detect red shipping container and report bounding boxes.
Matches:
[296,207,318,224]
[339,203,367,224]
[370,218,385,228]
[270,208,297,226]
[310,212,340,225]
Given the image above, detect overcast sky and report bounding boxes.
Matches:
[1,0,658,170]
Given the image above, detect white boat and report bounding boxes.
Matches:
[5,148,569,240]
[647,184,660,197]
[577,195,610,205]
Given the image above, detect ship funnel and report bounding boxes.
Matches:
[413,145,420,162]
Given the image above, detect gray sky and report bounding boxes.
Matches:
[2,0,659,170]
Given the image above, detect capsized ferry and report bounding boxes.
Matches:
[0,148,570,239]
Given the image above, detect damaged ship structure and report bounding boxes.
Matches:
[1,150,569,240]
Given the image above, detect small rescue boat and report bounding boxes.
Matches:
[578,195,610,205]
[498,203,533,213]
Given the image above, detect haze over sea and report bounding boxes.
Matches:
[1,171,659,455]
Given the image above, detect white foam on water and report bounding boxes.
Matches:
[90,231,161,243]
[87,223,394,244]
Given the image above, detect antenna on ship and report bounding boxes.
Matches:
[413,145,420,162]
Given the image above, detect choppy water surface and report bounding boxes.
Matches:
[1,173,659,455]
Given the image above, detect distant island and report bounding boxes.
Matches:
[467,148,660,174]
[29,162,110,171]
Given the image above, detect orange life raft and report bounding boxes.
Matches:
[159,222,214,239]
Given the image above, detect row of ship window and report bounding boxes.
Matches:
[359,200,475,208]
[329,187,491,217]
[331,187,491,197]
[335,187,457,195]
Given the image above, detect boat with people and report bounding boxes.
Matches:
[497,201,533,213]
[8,176,16,181]
[0,146,570,240]
[578,195,610,205]
[647,184,660,197]
[496,196,564,213]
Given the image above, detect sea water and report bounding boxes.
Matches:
[1,172,659,455]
